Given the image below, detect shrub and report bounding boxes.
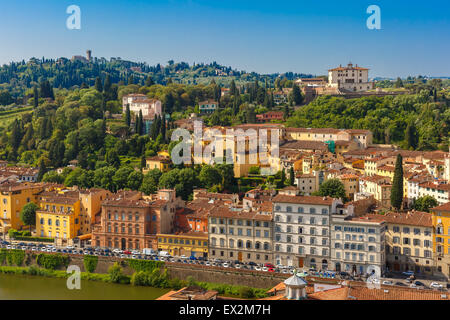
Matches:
[36,253,69,270]
[239,287,255,299]
[127,259,164,272]
[108,262,124,283]
[83,255,98,273]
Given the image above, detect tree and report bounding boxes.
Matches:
[390,154,404,210]
[106,149,121,168]
[289,167,295,186]
[412,195,438,212]
[394,77,404,88]
[37,159,47,182]
[405,121,418,150]
[316,179,346,199]
[291,85,303,105]
[20,202,38,231]
[140,169,162,195]
[199,165,222,189]
[95,77,103,92]
[125,104,131,129]
[33,85,39,108]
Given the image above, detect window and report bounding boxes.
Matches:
[297,217,303,223]
[286,206,292,212]
[297,207,304,213]
[414,228,420,235]
[403,227,410,234]
[403,238,410,245]
[321,208,328,215]
[310,208,316,214]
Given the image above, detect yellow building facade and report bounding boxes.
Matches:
[36,192,81,244]
[431,202,450,279]
[0,182,44,233]
[157,232,208,258]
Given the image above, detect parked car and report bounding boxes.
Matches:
[254,266,262,271]
[268,268,275,273]
[262,267,269,272]
[131,250,140,255]
[222,262,230,268]
[180,255,188,259]
[264,263,275,268]
[234,264,241,269]
[205,261,211,266]
[430,282,443,289]
[395,282,407,287]
[414,281,426,287]
[382,280,394,286]
[402,271,415,277]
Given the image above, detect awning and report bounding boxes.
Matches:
[77,233,92,241]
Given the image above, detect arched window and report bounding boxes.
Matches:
[128,213,132,221]
[40,218,44,225]
[121,224,125,233]
[55,220,60,227]
[229,239,234,248]
[121,212,126,221]
[135,224,139,234]
[114,211,118,220]
[237,240,243,248]
[114,224,118,233]
[135,213,139,221]
[246,241,252,249]
[128,224,132,234]
[211,237,217,246]
[263,242,269,250]
[107,224,111,233]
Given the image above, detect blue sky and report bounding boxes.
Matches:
[0,0,449,77]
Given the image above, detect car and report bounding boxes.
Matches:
[123,250,131,255]
[131,250,140,255]
[254,266,262,271]
[66,245,74,250]
[402,271,415,277]
[180,255,188,259]
[131,255,138,259]
[276,264,285,269]
[120,254,127,258]
[21,246,27,250]
[382,280,394,286]
[46,248,52,252]
[40,247,47,252]
[394,282,407,287]
[31,247,37,251]
[222,262,230,268]
[264,263,275,268]
[430,282,443,289]
[262,267,269,272]
[248,261,256,266]
[414,281,426,287]
[6,245,12,249]
[370,278,381,285]
[205,261,211,266]
[268,268,275,273]
[282,269,289,274]
[234,264,241,269]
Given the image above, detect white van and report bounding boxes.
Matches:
[158,251,170,257]
[143,248,156,256]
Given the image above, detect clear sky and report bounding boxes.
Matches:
[0,0,449,78]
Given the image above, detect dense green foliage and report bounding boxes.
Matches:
[36,253,69,270]
[0,249,26,266]
[286,89,450,151]
[126,259,164,272]
[314,178,346,199]
[391,154,404,210]
[19,202,39,229]
[83,255,98,273]
[412,195,439,212]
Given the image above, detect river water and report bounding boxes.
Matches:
[0,273,169,300]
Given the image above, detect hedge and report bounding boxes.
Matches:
[83,255,98,273]
[14,236,54,243]
[0,249,25,266]
[36,253,69,270]
[126,259,164,272]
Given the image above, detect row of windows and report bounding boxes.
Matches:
[393,237,431,247]
[390,246,433,257]
[159,238,207,246]
[274,206,328,214]
[275,215,328,225]
[210,238,270,250]
[334,226,377,233]
[107,211,143,221]
[276,234,328,245]
[107,224,140,235]
[392,226,431,235]
[210,218,269,228]
[39,218,72,227]
[334,243,377,251]
[275,226,327,236]
[210,227,270,238]
[275,244,328,256]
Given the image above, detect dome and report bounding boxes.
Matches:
[284,273,307,287]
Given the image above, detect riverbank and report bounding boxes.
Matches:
[0,263,269,299]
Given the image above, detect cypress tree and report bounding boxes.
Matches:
[289,166,295,186]
[405,121,418,150]
[95,77,103,92]
[33,85,39,108]
[160,113,166,142]
[390,154,404,210]
[37,159,47,182]
[125,104,131,128]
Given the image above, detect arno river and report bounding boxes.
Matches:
[0,274,169,300]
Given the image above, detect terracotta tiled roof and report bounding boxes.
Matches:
[273,194,335,206]
[362,211,432,227]
[432,202,450,212]
[348,286,449,300]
